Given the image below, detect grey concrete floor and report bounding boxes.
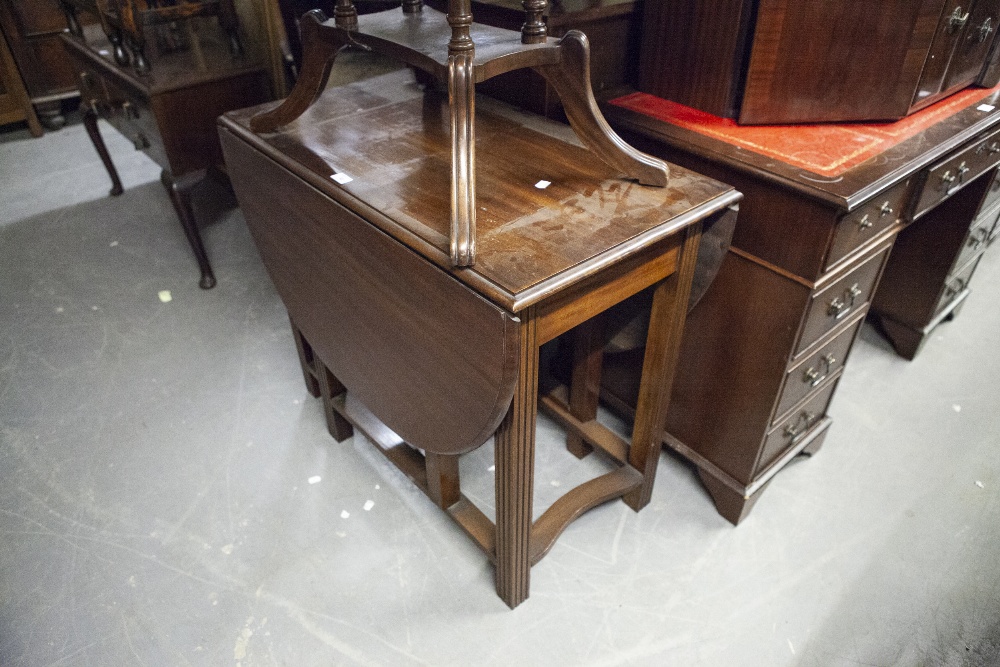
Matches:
[1,88,999,666]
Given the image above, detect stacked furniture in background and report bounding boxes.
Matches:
[637,0,1000,124]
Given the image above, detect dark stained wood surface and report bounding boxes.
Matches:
[223,71,738,312]
[637,0,755,119]
[739,0,944,124]
[221,123,520,455]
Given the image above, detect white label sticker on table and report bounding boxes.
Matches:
[535,180,551,189]
[332,173,353,184]
[978,104,996,112]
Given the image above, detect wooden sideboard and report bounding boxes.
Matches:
[61,23,269,288]
[638,0,1000,125]
[604,86,1000,523]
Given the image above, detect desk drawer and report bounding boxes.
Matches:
[795,245,889,356]
[825,179,909,271]
[954,213,996,270]
[915,128,1000,217]
[775,316,861,422]
[935,254,982,318]
[759,377,839,473]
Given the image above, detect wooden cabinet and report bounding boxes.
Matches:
[0,0,91,129]
[638,0,1000,125]
[604,86,1000,523]
[0,12,41,134]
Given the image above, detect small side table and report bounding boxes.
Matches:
[219,74,739,608]
[60,26,269,288]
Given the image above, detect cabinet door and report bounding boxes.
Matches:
[943,0,1000,91]
[739,0,945,124]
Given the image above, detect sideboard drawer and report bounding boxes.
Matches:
[758,378,840,474]
[954,215,995,270]
[825,179,909,272]
[915,129,1000,217]
[795,245,889,356]
[775,316,862,423]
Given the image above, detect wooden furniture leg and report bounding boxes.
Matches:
[624,224,701,510]
[493,308,538,609]
[82,105,124,196]
[566,316,603,459]
[160,168,216,289]
[317,362,354,441]
[426,452,461,509]
[290,321,322,397]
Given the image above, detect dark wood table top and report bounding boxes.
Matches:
[61,23,264,96]
[221,71,738,312]
[606,86,1000,211]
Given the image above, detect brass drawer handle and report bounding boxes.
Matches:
[944,276,968,299]
[802,354,837,388]
[121,101,140,119]
[827,283,863,320]
[977,16,993,43]
[957,161,970,184]
[784,411,817,445]
[941,169,957,189]
[970,226,990,249]
[133,132,150,150]
[858,213,873,230]
[879,201,894,218]
[950,6,970,32]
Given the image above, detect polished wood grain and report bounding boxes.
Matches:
[740,0,943,124]
[227,74,735,310]
[637,0,754,119]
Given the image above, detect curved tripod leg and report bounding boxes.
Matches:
[449,52,476,267]
[250,11,347,133]
[536,31,669,187]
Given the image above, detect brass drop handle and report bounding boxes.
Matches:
[950,6,970,32]
[990,142,1000,154]
[858,213,873,230]
[945,276,968,298]
[121,101,139,119]
[977,16,993,43]
[828,283,863,319]
[957,161,970,184]
[784,411,817,445]
[941,170,957,189]
[879,201,894,218]
[803,354,837,388]
[970,226,990,249]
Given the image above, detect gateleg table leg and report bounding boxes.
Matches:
[625,225,702,511]
[566,315,604,458]
[493,307,538,609]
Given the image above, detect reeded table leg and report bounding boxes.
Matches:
[82,106,124,197]
[493,307,538,609]
[160,168,216,289]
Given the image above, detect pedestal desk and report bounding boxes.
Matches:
[604,85,1000,524]
[219,73,739,607]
